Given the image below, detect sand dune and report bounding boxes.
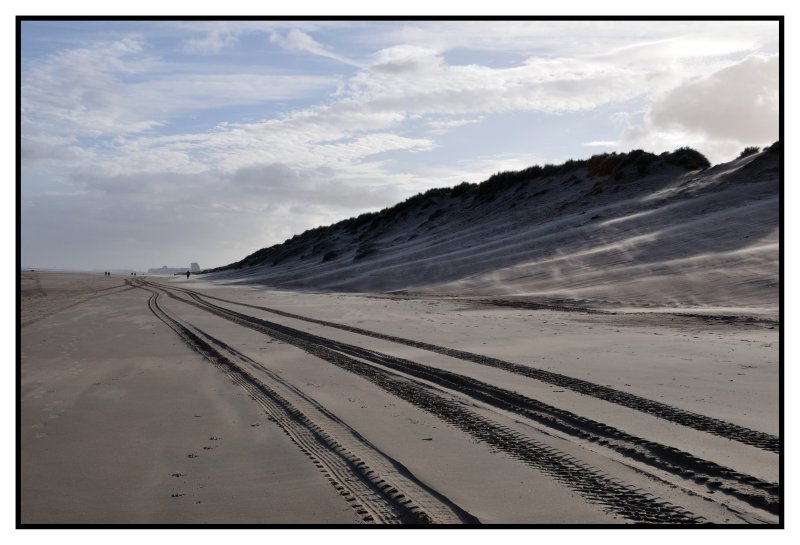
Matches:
[207,146,778,314]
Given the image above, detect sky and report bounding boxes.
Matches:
[19,19,779,271]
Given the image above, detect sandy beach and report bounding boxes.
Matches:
[18,16,783,531]
[19,271,779,525]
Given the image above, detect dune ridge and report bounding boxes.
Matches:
[206,144,779,313]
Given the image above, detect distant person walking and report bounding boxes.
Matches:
[186,271,191,279]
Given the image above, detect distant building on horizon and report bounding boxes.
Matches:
[147,263,199,275]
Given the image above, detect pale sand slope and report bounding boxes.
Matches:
[209,149,777,315]
[428,153,777,312]
[21,272,779,524]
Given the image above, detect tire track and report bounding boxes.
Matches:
[157,282,777,453]
[314,340,780,515]
[195,331,479,525]
[155,282,779,516]
[20,275,47,298]
[144,286,474,525]
[21,284,136,328]
[142,281,705,523]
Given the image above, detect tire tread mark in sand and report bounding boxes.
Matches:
[145,281,702,524]
[162,285,779,516]
[146,288,402,524]
[21,284,136,328]
[301,336,779,515]
[186,323,478,524]
[158,283,777,454]
[21,275,47,298]
[143,287,462,525]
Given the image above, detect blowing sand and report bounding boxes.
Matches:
[20,271,779,525]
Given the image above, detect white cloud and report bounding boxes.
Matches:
[342,37,758,123]
[409,152,548,189]
[368,20,777,58]
[19,20,780,270]
[621,55,779,163]
[179,21,316,54]
[22,37,158,131]
[369,44,442,73]
[22,37,341,140]
[270,29,361,66]
[184,27,239,53]
[649,55,778,142]
[348,49,637,117]
[425,116,485,135]
[107,116,432,176]
[595,35,760,63]
[21,134,93,166]
[583,141,619,147]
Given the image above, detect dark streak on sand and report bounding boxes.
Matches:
[21,283,137,328]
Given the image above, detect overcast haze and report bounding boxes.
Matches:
[20,20,779,271]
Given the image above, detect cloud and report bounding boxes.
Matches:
[22,37,340,140]
[425,116,485,135]
[369,45,442,73]
[649,55,778,142]
[368,20,777,58]
[22,160,412,270]
[20,134,92,166]
[23,25,776,178]
[180,21,316,54]
[103,112,432,176]
[184,27,239,53]
[410,152,548,189]
[594,35,761,63]
[22,37,162,136]
[620,55,778,163]
[583,141,619,147]
[270,29,361,67]
[21,191,266,270]
[231,162,403,209]
[344,45,683,120]
[20,21,779,271]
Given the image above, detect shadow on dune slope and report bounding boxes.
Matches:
[205,144,779,310]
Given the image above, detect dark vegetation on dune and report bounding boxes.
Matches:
[203,144,776,277]
[738,146,761,159]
